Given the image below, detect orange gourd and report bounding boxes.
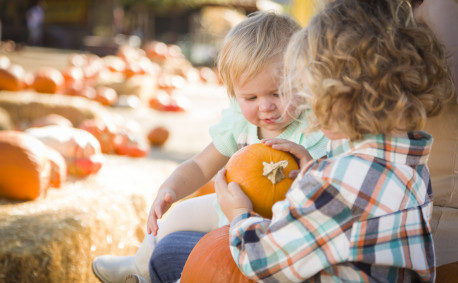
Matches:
[46,146,67,188]
[147,126,169,146]
[0,131,52,200]
[0,63,26,91]
[181,225,256,283]
[78,118,121,154]
[32,67,65,94]
[225,143,299,218]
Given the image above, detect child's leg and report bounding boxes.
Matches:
[157,193,220,242]
[92,194,220,283]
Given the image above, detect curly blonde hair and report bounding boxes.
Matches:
[217,11,300,97]
[283,0,455,140]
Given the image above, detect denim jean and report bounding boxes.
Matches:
[149,231,206,283]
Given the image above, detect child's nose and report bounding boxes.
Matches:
[259,99,276,112]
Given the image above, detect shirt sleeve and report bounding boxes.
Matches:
[209,99,240,157]
[229,172,353,282]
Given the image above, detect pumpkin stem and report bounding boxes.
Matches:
[262,160,288,185]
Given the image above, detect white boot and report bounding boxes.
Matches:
[92,233,156,283]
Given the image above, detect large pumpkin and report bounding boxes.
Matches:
[225,143,299,218]
[0,131,52,200]
[181,225,256,283]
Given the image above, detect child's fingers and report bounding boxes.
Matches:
[214,169,227,196]
[289,169,300,179]
[262,138,288,146]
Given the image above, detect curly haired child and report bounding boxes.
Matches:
[92,12,328,283]
[215,0,455,282]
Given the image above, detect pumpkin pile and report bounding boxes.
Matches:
[0,41,222,112]
[0,131,66,200]
[225,143,299,218]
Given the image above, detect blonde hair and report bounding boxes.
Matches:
[217,11,300,97]
[283,0,455,140]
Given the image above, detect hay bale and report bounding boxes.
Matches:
[0,107,12,130]
[0,155,177,283]
[98,74,157,103]
[0,91,108,128]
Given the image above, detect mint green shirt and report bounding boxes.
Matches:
[209,99,328,159]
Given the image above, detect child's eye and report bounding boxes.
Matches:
[272,93,280,98]
[246,96,257,101]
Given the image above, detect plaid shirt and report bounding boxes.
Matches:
[229,132,435,282]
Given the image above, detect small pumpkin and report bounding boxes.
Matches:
[181,225,256,283]
[0,131,52,200]
[148,90,189,112]
[225,143,299,218]
[31,67,65,94]
[0,63,26,91]
[78,118,121,154]
[147,126,169,146]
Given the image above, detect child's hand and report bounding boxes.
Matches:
[262,138,313,178]
[214,169,253,223]
[147,188,176,235]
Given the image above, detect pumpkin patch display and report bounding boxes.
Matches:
[0,131,61,200]
[181,225,255,283]
[225,143,299,218]
[25,125,104,176]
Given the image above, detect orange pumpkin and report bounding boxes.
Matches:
[225,143,299,218]
[181,225,256,283]
[46,146,67,188]
[0,131,52,200]
[78,118,121,154]
[185,179,215,200]
[0,63,26,91]
[32,67,65,94]
[147,126,169,146]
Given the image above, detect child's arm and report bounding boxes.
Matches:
[147,143,229,235]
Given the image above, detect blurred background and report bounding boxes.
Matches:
[0,0,316,66]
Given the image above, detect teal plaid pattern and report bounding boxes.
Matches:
[229,132,435,282]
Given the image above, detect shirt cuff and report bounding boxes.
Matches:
[231,211,260,226]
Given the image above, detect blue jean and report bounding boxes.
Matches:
[149,231,206,283]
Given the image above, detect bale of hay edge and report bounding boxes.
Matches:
[0,91,108,128]
[0,155,178,283]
